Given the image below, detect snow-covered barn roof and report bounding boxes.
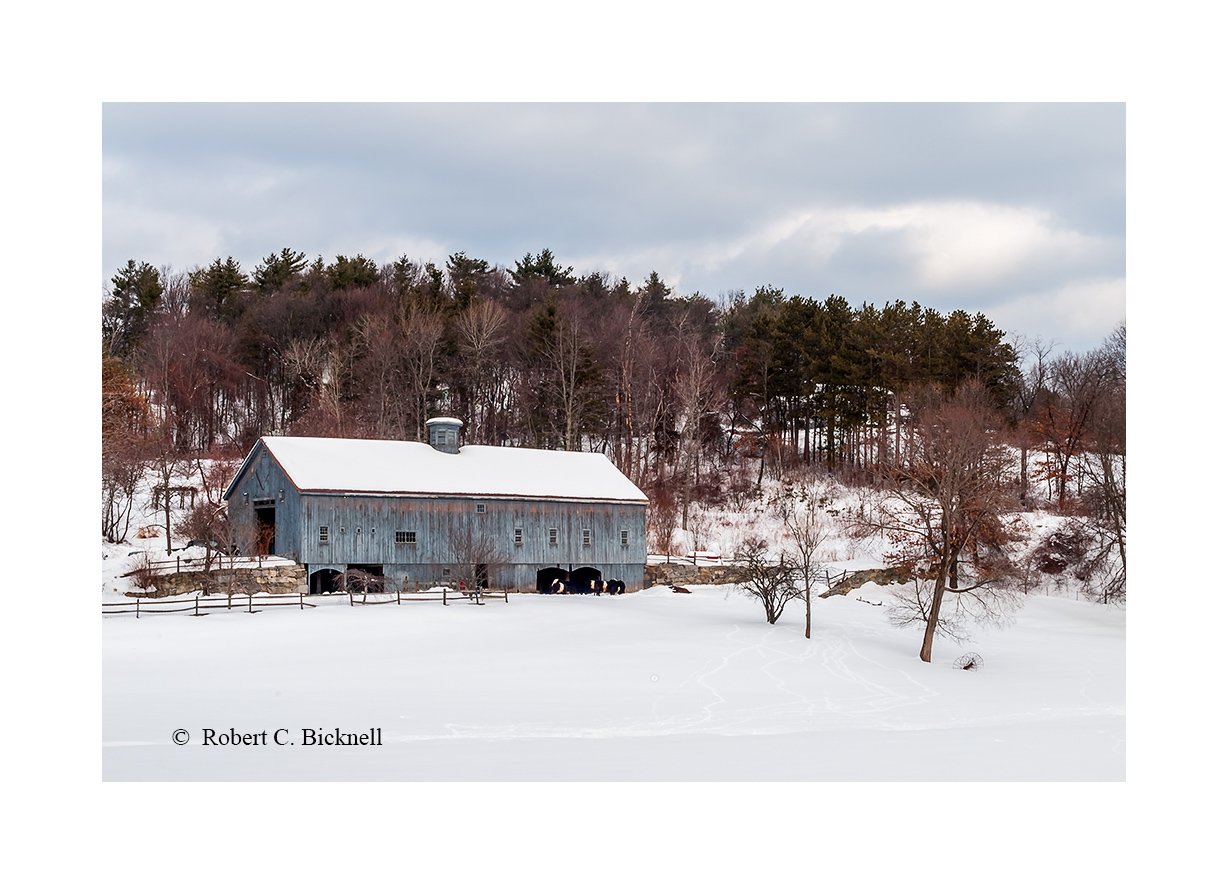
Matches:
[225,436,648,504]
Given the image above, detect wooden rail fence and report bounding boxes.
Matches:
[349,584,509,607]
[102,593,316,618]
[818,569,849,589]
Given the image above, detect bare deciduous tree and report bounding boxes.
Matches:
[147,416,193,556]
[1040,351,1113,508]
[1009,335,1053,503]
[774,480,834,639]
[102,356,150,543]
[445,521,503,593]
[397,304,446,441]
[733,537,800,625]
[174,457,239,589]
[353,313,402,438]
[455,299,509,443]
[335,568,387,594]
[646,487,679,557]
[282,337,328,429]
[673,323,723,533]
[1083,324,1126,603]
[858,383,1019,662]
[529,298,602,452]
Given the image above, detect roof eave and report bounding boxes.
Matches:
[296,488,649,505]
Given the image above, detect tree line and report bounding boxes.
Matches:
[102,247,1025,469]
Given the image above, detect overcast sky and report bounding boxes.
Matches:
[102,103,1124,353]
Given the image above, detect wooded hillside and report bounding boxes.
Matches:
[101,246,1125,605]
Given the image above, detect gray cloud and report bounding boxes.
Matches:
[103,102,1124,352]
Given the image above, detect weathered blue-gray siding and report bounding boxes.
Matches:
[225,441,304,562]
[297,494,646,591]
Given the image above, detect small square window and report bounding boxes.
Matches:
[514,528,523,545]
[620,530,629,546]
[476,503,486,514]
[582,528,592,546]
[548,528,558,545]
[443,567,452,576]
[396,531,416,545]
[319,526,329,544]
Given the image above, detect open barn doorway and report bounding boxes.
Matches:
[310,568,341,595]
[255,505,276,556]
[570,566,603,592]
[536,567,568,593]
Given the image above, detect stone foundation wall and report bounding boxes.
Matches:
[645,562,745,586]
[648,561,910,596]
[127,564,308,598]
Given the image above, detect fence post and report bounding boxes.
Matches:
[248,593,253,614]
[194,596,198,617]
[177,555,181,574]
[300,592,304,610]
[136,596,140,619]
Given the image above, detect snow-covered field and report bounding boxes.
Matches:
[102,581,1124,781]
[100,450,1125,781]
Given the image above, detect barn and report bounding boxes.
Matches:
[222,418,649,595]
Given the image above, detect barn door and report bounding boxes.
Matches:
[255,506,276,556]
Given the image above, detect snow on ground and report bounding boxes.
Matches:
[101,449,1123,780]
[102,581,1124,781]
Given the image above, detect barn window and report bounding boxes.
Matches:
[514,527,523,545]
[319,526,329,544]
[548,528,558,545]
[620,530,629,546]
[443,567,452,576]
[476,503,486,514]
[582,528,592,546]
[396,531,416,545]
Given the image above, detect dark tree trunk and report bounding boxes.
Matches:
[919,578,945,663]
